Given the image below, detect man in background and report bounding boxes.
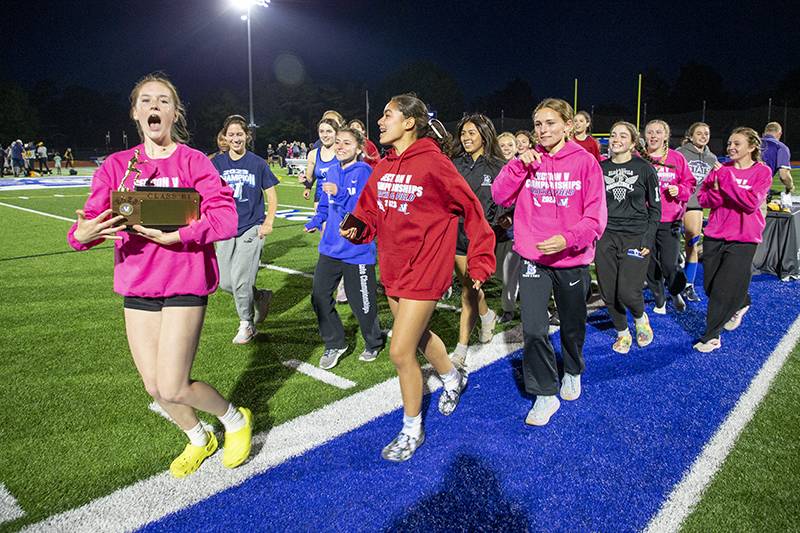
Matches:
[762,122,794,209]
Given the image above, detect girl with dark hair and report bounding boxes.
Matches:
[515,130,534,155]
[677,122,719,302]
[449,114,505,366]
[643,119,695,315]
[343,94,495,461]
[305,127,385,368]
[573,111,601,161]
[694,128,771,352]
[597,122,661,353]
[492,98,606,426]
[211,114,279,344]
[68,73,251,478]
[495,131,522,323]
[348,119,381,168]
[302,118,340,209]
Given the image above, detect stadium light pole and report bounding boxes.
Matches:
[232,0,270,129]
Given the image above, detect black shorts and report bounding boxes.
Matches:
[123,294,208,312]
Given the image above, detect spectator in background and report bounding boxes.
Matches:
[300,142,308,158]
[0,143,5,176]
[36,142,51,174]
[11,140,24,177]
[25,142,36,175]
[348,119,380,167]
[761,122,794,208]
[277,141,287,168]
[53,152,62,175]
[572,111,602,161]
[64,148,75,169]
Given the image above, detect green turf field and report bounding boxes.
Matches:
[0,167,797,531]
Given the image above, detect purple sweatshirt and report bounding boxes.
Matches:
[653,149,696,222]
[492,141,607,268]
[67,144,237,297]
[698,162,772,244]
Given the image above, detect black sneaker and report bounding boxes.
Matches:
[497,311,514,324]
[438,367,468,416]
[683,285,701,302]
[381,430,425,462]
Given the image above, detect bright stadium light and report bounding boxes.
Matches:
[231,0,270,129]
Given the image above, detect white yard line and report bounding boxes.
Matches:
[24,328,524,532]
[282,360,356,389]
[0,484,25,525]
[0,202,74,222]
[259,263,314,279]
[644,313,800,533]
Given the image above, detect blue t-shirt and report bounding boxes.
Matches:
[211,151,279,237]
[761,135,791,176]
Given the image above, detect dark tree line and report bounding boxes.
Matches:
[2,61,798,156]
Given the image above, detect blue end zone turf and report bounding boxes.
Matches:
[140,272,799,532]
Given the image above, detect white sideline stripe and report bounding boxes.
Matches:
[0,201,74,222]
[282,360,356,389]
[260,263,314,279]
[644,313,800,533]
[25,327,524,532]
[277,204,315,211]
[0,483,25,525]
[17,196,29,200]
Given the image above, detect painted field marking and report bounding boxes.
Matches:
[282,360,357,390]
[644,313,800,533]
[0,483,25,525]
[17,196,29,200]
[0,202,74,222]
[259,263,314,279]
[24,328,524,532]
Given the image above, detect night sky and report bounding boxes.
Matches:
[5,0,799,109]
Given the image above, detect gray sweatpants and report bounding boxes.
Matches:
[495,240,521,313]
[217,224,264,322]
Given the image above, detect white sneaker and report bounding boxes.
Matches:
[254,289,273,324]
[525,395,560,426]
[724,305,750,331]
[479,309,497,343]
[780,191,793,209]
[449,350,467,368]
[693,337,722,353]
[233,321,256,344]
[560,373,581,401]
[653,304,666,315]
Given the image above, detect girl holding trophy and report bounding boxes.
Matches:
[68,73,253,479]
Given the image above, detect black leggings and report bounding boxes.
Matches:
[595,231,649,331]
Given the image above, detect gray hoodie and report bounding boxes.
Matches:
[677,143,718,209]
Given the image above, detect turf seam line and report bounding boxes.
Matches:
[23,327,524,532]
[643,312,800,533]
[282,360,357,389]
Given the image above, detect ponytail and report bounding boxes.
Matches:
[389,93,453,155]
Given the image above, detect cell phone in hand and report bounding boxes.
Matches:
[340,212,367,241]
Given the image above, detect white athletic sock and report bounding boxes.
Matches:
[617,328,631,338]
[441,366,461,392]
[218,403,245,433]
[185,422,209,447]
[453,342,468,357]
[480,309,495,324]
[402,413,422,438]
[634,314,648,326]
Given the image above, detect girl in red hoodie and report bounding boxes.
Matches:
[572,111,602,161]
[694,127,772,352]
[643,119,696,314]
[343,93,495,462]
[492,98,607,427]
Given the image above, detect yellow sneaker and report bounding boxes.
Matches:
[636,314,654,347]
[169,432,218,479]
[222,407,253,469]
[613,333,632,354]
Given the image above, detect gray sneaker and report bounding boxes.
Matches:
[254,289,273,324]
[358,348,380,362]
[381,430,425,462]
[319,347,347,369]
[438,367,468,416]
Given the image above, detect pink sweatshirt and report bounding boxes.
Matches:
[492,141,607,268]
[67,144,237,297]
[698,162,772,244]
[652,149,696,222]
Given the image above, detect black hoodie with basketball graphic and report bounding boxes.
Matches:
[599,156,661,248]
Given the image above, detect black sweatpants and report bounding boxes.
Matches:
[700,237,756,342]
[647,221,686,306]
[596,231,650,331]
[311,253,383,351]
[518,259,588,396]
